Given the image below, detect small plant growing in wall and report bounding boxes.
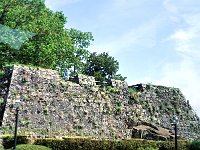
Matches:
[24,119,31,128]
[115,106,123,114]
[106,86,119,93]
[115,99,123,105]
[43,108,49,115]
[128,88,138,96]
[114,96,124,114]
[128,88,140,104]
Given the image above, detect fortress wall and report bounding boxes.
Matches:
[1,65,199,139]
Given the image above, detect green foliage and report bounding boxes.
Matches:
[112,74,127,81]
[0,0,68,68]
[0,0,125,77]
[94,71,105,82]
[0,97,4,105]
[2,135,30,149]
[34,138,190,150]
[7,144,51,150]
[128,88,138,95]
[128,88,140,104]
[1,135,191,150]
[57,29,94,74]
[0,69,5,78]
[115,106,123,111]
[67,28,94,49]
[84,52,119,82]
[105,86,118,93]
[0,145,4,150]
[0,0,94,71]
[189,140,200,150]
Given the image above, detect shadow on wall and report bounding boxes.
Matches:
[0,66,14,126]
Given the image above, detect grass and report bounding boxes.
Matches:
[6,144,51,150]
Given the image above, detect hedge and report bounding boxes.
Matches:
[1,135,191,150]
[2,135,30,149]
[34,138,190,150]
[188,140,200,150]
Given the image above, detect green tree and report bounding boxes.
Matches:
[66,28,94,73]
[113,74,127,81]
[84,52,119,81]
[0,0,75,69]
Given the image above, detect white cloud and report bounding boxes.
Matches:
[169,15,200,58]
[170,30,193,41]
[163,0,178,14]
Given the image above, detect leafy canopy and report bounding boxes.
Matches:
[84,52,119,81]
[0,0,93,70]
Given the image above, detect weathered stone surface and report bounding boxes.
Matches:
[131,122,173,140]
[111,79,128,90]
[0,65,199,140]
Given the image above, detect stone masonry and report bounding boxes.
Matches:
[0,65,200,140]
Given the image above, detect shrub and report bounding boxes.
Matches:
[128,88,138,95]
[189,140,200,150]
[2,135,30,149]
[105,86,118,93]
[34,138,67,150]
[7,144,51,150]
[34,138,190,150]
[2,135,191,150]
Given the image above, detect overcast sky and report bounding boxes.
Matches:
[45,0,200,117]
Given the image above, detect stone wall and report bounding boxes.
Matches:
[129,84,200,139]
[1,65,200,140]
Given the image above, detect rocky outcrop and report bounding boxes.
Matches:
[0,65,200,140]
[131,121,174,140]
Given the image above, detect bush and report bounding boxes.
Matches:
[2,135,30,149]
[189,140,200,150]
[2,135,191,150]
[7,144,51,150]
[34,138,67,150]
[34,138,190,150]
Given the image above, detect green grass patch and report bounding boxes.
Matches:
[7,144,51,150]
